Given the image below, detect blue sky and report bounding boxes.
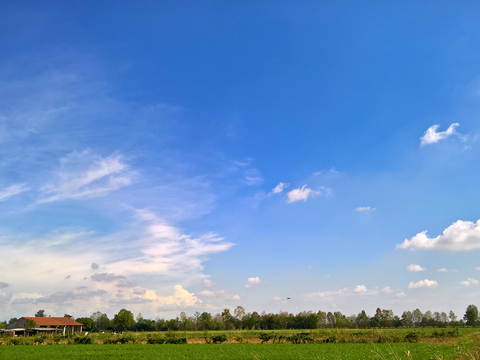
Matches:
[1,1,480,320]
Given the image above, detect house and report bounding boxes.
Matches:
[4,316,83,337]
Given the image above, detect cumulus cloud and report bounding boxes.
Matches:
[395,292,407,298]
[396,220,480,251]
[0,184,30,201]
[287,185,320,203]
[91,263,99,270]
[437,268,457,272]
[355,206,375,212]
[245,276,261,288]
[203,279,214,287]
[354,285,367,293]
[407,279,438,289]
[116,279,137,288]
[90,273,126,283]
[420,123,459,146]
[0,282,9,288]
[381,286,393,294]
[271,296,282,301]
[407,264,426,272]
[269,182,289,195]
[38,151,132,203]
[460,278,479,286]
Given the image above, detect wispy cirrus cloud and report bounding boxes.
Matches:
[355,206,375,212]
[306,285,397,299]
[38,151,132,203]
[0,183,30,201]
[269,182,289,195]
[420,123,459,146]
[396,219,480,251]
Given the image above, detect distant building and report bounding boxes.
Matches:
[3,317,83,337]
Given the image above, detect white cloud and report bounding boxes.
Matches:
[0,183,30,201]
[203,279,214,287]
[269,182,289,195]
[197,290,215,296]
[287,185,320,203]
[271,296,282,301]
[354,285,367,293]
[476,267,480,271]
[437,268,457,272]
[381,286,393,294]
[0,184,30,201]
[407,264,426,272]
[420,123,459,146]
[355,206,376,212]
[407,279,438,289]
[396,220,480,251]
[0,208,233,317]
[39,151,132,203]
[395,292,406,298]
[245,276,261,288]
[306,285,392,299]
[460,278,479,286]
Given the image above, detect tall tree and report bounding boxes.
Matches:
[464,304,479,327]
[113,309,135,331]
[449,310,457,325]
[35,309,45,317]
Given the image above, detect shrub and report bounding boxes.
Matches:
[210,334,228,344]
[405,331,420,343]
[146,335,165,344]
[74,336,93,344]
[258,332,274,343]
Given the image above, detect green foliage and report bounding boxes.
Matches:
[75,317,95,332]
[209,334,228,343]
[146,334,166,344]
[112,309,135,331]
[73,336,93,344]
[258,332,275,343]
[464,304,479,326]
[35,309,45,317]
[405,331,420,342]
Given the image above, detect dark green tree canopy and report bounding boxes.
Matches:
[113,309,135,331]
[464,304,479,326]
[35,309,45,317]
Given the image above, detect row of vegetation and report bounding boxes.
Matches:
[2,304,478,333]
[0,327,467,346]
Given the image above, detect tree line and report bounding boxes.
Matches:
[1,305,478,332]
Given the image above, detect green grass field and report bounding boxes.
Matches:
[0,343,463,360]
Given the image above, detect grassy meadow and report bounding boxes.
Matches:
[1,328,480,359]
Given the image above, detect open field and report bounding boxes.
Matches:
[1,328,480,359]
[0,343,465,360]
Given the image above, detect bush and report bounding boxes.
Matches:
[210,334,228,343]
[33,335,46,344]
[74,336,93,344]
[10,338,21,345]
[405,331,420,342]
[118,333,136,344]
[146,335,165,344]
[258,332,274,343]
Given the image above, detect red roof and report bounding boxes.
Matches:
[24,317,83,326]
